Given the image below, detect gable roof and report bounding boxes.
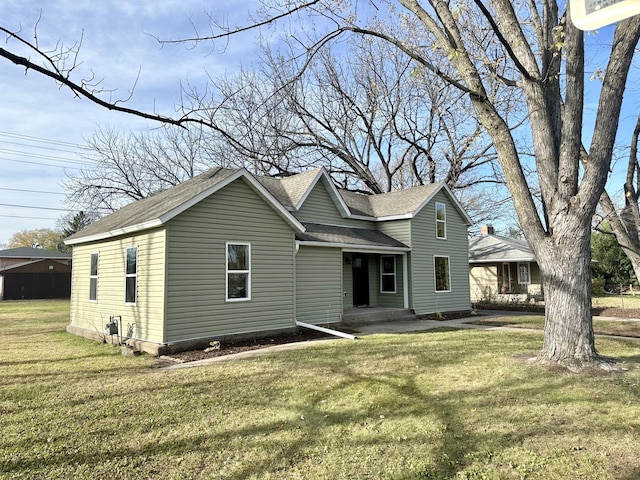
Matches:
[257,168,321,209]
[259,168,351,217]
[468,234,536,263]
[340,183,473,223]
[0,247,71,260]
[66,166,472,246]
[65,168,305,245]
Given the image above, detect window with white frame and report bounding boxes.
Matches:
[89,252,99,301]
[124,246,137,304]
[380,255,396,293]
[436,202,446,239]
[518,262,531,285]
[434,256,451,292]
[226,243,251,301]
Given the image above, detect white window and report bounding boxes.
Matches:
[125,246,137,304]
[518,262,531,285]
[436,202,446,239]
[226,243,251,301]
[89,252,99,301]
[380,255,396,293]
[434,256,451,292]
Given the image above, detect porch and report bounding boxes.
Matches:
[342,251,409,310]
[341,306,417,326]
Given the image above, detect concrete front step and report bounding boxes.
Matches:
[341,308,416,325]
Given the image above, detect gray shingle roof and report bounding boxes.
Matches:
[296,223,409,250]
[339,183,462,219]
[468,234,536,263]
[66,167,238,244]
[66,165,470,245]
[0,247,71,259]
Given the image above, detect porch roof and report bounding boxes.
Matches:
[296,223,410,251]
[468,234,536,263]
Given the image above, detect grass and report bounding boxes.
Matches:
[1,300,639,479]
[472,315,640,338]
[592,294,640,310]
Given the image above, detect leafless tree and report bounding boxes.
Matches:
[3,2,638,370]
[597,114,640,283]
[175,0,638,370]
[64,125,220,212]
[183,32,504,196]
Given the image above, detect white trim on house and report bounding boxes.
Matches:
[402,253,409,308]
[517,262,531,285]
[470,257,537,264]
[65,170,306,246]
[295,168,352,218]
[64,219,164,246]
[225,242,252,302]
[435,202,447,239]
[296,241,411,253]
[434,255,451,293]
[89,251,99,302]
[124,246,138,305]
[380,255,397,294]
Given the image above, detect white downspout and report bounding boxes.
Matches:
[296,320,357,340]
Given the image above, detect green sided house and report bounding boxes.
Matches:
[65,167,472,355]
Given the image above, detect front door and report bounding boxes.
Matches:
[352,254,369,306]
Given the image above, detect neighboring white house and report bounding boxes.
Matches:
[468,226,542,302]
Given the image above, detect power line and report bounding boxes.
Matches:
[0,157,82,170]
[0,139,85,156]
[0,130,84,149]
[0,202,105,214]
[0,214,58,220]
[0,148,92,165]
[0,202,73,212]
[0,187,65,195]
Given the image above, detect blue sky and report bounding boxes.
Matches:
[0,1,638,246]
[0,0,262,246]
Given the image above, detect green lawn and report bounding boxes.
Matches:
[1,300,640,479]
[592,294,640,309]
[472,315,640,338]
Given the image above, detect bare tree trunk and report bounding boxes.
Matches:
[536,228,598,369]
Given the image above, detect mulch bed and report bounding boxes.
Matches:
[161,329,331,364]
[160,308,640,365]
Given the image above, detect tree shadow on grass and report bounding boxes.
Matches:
[3,331,640,479]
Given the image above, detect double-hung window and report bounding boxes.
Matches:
[380,255,396,293]
[89,252,99,301]
[434,256,451,292]
[518,262,531,285]
[125,246,138,304]
[226,242,251,301]
[436,202,446,239]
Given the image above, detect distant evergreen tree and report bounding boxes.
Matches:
[57,211,96,252]
[592,225,637,290]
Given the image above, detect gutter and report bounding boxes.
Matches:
[295,320,357,340]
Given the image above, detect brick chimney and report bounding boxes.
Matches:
[480,225,495,236]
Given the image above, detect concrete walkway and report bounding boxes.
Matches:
[161,311,639,370]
